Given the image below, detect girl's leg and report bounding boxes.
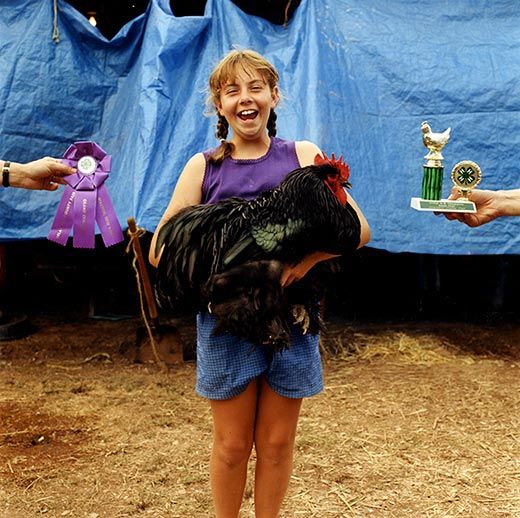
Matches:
[253,377,303,518]
[209,378,259,518]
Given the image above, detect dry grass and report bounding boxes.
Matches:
[1,317,519,517]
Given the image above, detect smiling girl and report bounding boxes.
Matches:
[150,49,369,517]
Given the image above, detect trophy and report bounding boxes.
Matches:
[410,121,481,213]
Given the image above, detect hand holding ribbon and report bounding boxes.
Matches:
[48,141,123,248]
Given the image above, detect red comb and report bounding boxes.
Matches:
[314,152,350,181]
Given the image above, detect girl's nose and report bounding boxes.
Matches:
[239,91,253,104]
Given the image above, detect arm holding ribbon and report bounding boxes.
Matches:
[1,157,75,191]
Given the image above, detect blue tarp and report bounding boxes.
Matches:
[1,0,519,254]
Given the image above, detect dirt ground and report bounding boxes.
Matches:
[0,315,519,518]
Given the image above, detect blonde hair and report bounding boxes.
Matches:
[207,49,280,164]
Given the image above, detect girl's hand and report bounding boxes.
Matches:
[280,251,339,287]
[281,261,314,287]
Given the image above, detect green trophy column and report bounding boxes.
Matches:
[421,166,443,200]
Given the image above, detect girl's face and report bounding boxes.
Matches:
[217,67,279,143]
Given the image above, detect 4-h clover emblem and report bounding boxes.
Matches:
[451,160,482,193]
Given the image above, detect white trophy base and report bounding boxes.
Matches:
[410,197,476,213]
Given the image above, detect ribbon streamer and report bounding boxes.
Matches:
[48,141,123,249]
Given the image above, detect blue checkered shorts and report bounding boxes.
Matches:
[195,312,323,400]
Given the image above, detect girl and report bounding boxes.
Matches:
[150,49,370,517]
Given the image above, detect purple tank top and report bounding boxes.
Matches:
[201,137,300,204]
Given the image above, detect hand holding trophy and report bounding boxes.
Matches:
[411,121,481,213]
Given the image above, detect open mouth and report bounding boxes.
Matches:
[237,109,258,121]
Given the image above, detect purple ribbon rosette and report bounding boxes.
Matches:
[48,141,123,249]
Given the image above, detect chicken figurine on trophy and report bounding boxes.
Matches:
[411,121,480,213]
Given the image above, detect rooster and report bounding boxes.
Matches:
[154,154,361,350]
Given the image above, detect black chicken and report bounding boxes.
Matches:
[154,154,361,350]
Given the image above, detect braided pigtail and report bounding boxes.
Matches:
[209,115,235,165]
[216,114,229,140]
[267,109,277,137]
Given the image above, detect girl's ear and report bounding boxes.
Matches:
[271,85,280,108]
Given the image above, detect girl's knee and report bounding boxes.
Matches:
[255,435,295,465]
[213,436,253,468]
